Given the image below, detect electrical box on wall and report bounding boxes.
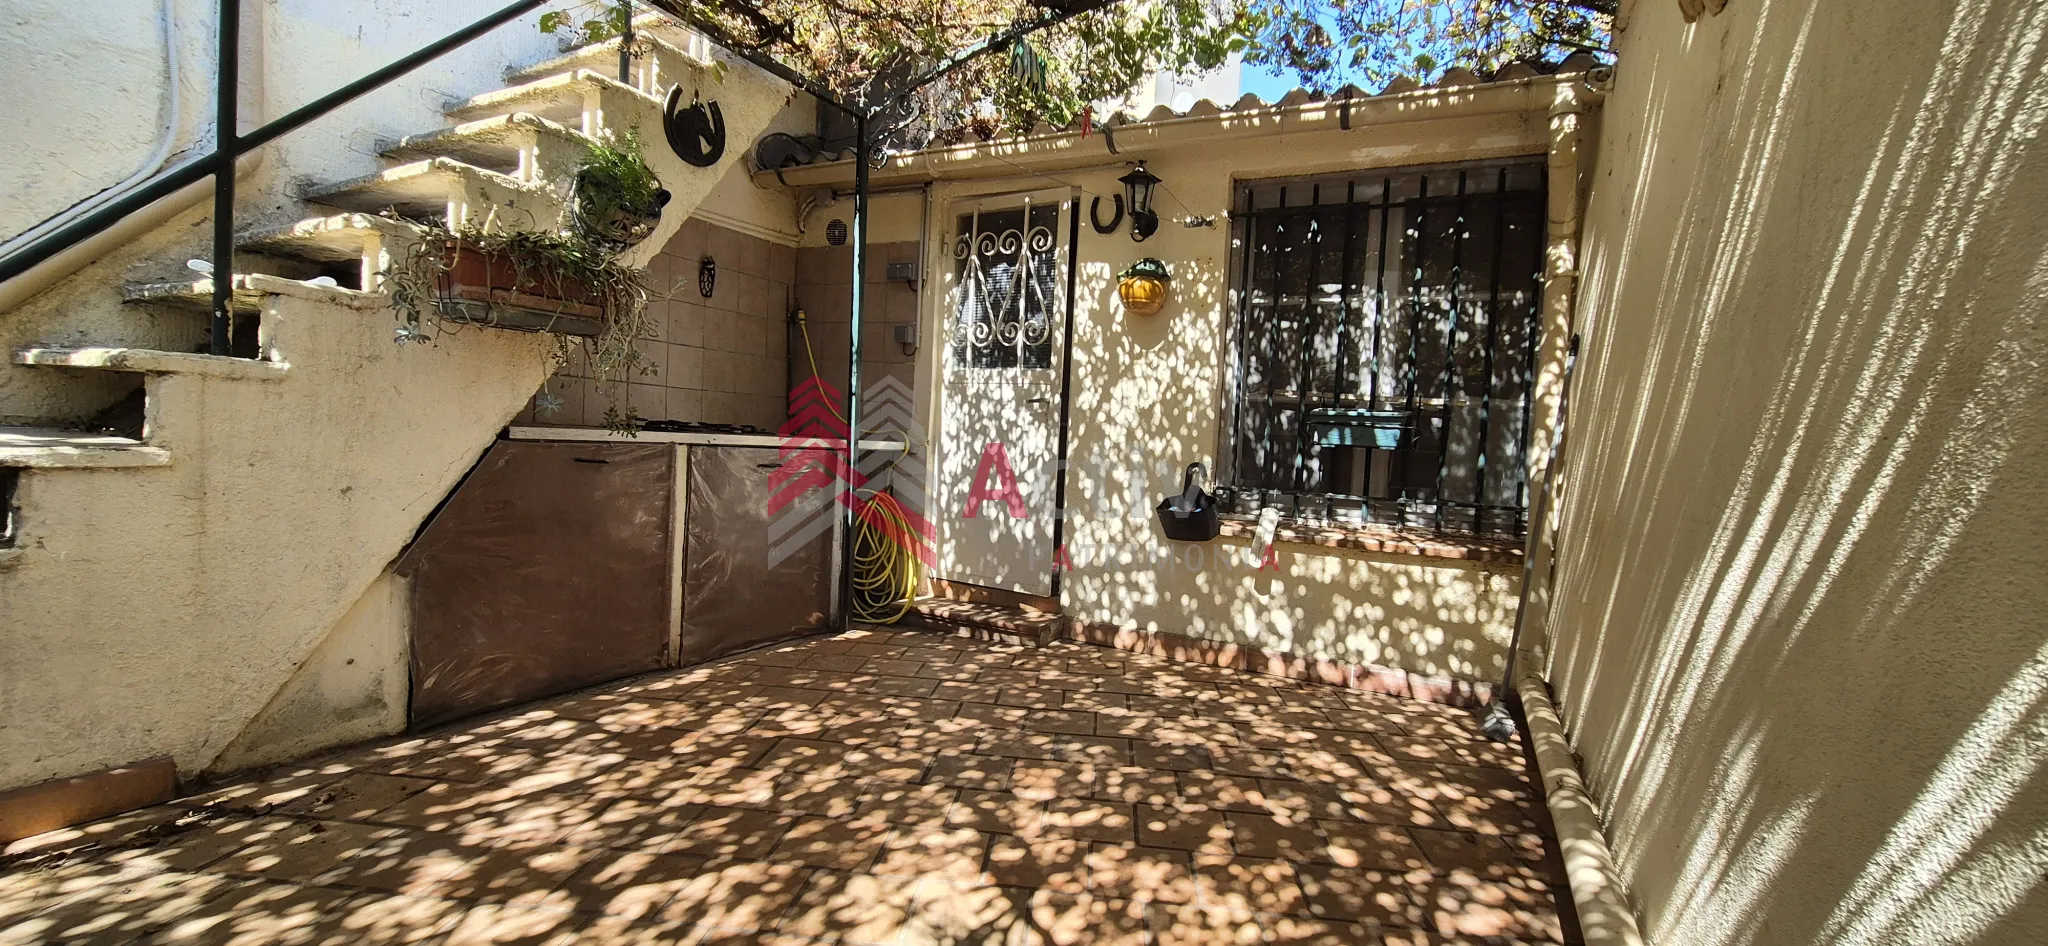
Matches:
[892,323,917,355]
[886,261,916,284]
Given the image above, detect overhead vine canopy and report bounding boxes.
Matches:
[618,0,1611,129]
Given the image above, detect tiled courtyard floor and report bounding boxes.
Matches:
[1,628,1574,945]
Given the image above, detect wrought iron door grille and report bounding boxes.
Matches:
[951,204,1061,371]
[1225,160,1546,536]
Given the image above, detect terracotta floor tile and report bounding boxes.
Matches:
[856,782,958,827]
[776,871,919,943]
[38,631,1550,946]
[870,826,988,881]
[1225,812,1326,862]
[1023,891,1150,946]
[147,879,369,945]
[656,861,810,931]
[1191,854,1308,919]
[925,754,1013,793]
[430,843,592,906]
[1090,767,1182,807]
[663,808,794,861]
[1132,805,1232,854]
[770,817,890,871]
[1317,821,1432,872]
[985,836,1087,893]
[1084,843,1196,903]
[1146,900,1266,946]
[1011,761,1097,801]
[1037,799,1135,845]
[945,790,1043,836]
[275,773,439,822]
[1176,772,1269,813]
[1293,865,1437,928]
[434,901,587,945]
[555,850,711,918]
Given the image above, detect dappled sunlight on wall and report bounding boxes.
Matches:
[1031,161,1523,683]
[1548,0,2048,942]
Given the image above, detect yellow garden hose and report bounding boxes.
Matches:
[792,310,925,623]
[849,489,922,624]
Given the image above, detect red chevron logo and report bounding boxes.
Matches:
[766,375,935,566]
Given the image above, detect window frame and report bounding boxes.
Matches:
[1216,157,1549,539]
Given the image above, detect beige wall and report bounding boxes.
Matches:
[889,103,1559,683]
[1547,0,2048,943]
[0,286,553,791]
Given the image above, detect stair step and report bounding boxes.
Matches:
[505,31,712,94]
[301,157,540,218]
[14,347,289,381]
[121,276,267,314]
[239,213,418,266]
[446,69,659,127]
[895,600,1067,648]
[0,426,170,469]
[378,113,595,177]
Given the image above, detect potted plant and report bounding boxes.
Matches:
[385,135,670,433]
[1118,257,1171,316]
[571,128,671,249]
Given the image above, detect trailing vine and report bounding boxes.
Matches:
[384,130,668,434]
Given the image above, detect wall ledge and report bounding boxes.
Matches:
[1217,515,1525,564]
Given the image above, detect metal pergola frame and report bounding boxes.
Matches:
[643,0,1113,629]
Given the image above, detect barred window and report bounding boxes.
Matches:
[1224,160,1546,536]
[950,204,1061,371]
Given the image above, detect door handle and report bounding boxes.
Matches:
[1026,396,1051,405]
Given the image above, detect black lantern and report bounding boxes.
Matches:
[1119,162,1162,242]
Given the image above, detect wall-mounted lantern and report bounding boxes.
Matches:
[1118,258,1171,316]
[699,257,717,298]
[1119,163,1161,242]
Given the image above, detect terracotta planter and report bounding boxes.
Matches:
[1118,257,1172,316]
[435,241,603,320]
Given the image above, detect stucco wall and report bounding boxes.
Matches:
[1546,0,2048,943]
[0,287,553,791]
[892,107,1556,683]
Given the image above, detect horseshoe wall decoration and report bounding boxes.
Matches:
[663,85,726,168]
[1089,194,1125,234]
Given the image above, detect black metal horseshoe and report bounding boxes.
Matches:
[663,85,726,168]
[1089,194,1125,234]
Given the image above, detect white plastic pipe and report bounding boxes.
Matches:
[0,0,184,257]
[1518,670,1647,946]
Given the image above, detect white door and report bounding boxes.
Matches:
[933,191,1071,595]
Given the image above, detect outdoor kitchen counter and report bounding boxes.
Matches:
[506,425,909,452]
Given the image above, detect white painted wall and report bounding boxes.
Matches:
[879,93,1564,685]
[1546,0,2048,941]
[0,0,583,245]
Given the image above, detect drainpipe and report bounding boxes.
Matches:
[1498,70,1644,946]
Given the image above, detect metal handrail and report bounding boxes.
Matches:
[0,0,552,354]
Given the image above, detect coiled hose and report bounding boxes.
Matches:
[792,310,922,624]
[849,489,922,624]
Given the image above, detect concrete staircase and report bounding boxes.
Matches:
[0,30,787,793]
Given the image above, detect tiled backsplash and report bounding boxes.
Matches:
[791,242,920,400]
[518,218,795,431]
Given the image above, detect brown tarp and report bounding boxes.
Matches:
[678,445,831,663]
[401,440,673,728]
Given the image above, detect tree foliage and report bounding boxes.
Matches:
[579,1,1608,130]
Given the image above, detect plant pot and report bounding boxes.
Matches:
[433,241,604,336]
[1306,407,1410,450]
[573,169,670,248]
[1118,257,1172,316]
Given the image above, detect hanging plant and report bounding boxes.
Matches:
[571,128,670,249]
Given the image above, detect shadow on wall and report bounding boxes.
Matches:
[1549,0,2048,943]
